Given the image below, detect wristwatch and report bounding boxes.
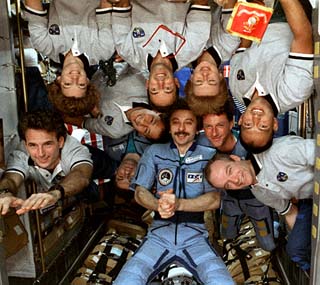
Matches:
[49,184,65,201]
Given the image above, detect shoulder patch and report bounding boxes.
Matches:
[49,24,60,35]
[133,27,145,38]
[104,115,114,126]
[237,69,245,80]
[277,172,288,182]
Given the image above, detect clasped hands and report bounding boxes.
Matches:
[157,189,179,219]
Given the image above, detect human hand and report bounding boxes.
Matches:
[192,0,209,5]
[0,194,21,215]
[99,0,113,8]
[213,0,237,7]
[15,192,58,215]
[107,0,130,7]
[158,189,177,219]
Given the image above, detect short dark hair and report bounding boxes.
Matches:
[148,113,171,144]
[166,98,202,131]
[239,131,274,154]
[18,109,67,141]
[47,80,100,117]
[147,86,179,112]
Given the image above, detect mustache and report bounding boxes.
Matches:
[174,132,189,136]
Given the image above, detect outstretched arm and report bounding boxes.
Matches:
[58,163,93,197]
[280,0,313,54]
[176,1,212,67]
[16,163,93,215]
[23,0,58,61]
[94,0,116,63]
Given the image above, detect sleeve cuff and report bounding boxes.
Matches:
[279,201,292,216]
[96,7,113,14]
[190,4,211,11]
[222,8,233,13]
[24,4,47,16]
[112,6,132,13]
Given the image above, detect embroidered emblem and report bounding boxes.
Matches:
[277,172,288,182]
[132,27,145,38]
[104,116,114,126]
[49,24,60,35]
[186,172,203,183]
[158,169,173,186]
[185,155,203,164]
[237,69,245,80]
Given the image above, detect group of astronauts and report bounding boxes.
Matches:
[0,0,316,284]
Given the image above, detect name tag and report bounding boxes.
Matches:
[185,155,203,164]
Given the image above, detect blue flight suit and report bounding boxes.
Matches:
[114,141,234,285]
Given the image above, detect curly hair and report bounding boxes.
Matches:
[18,109,67,141]
[47,80,100,117]
[185,79,228,117]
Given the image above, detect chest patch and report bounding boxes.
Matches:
[186,172,203,183]
[277,172,288,182]
[104,115,114,126]
[49,24,60,35]
[237,69,245,80]
[158,169,173,186]
[133,27,145,38]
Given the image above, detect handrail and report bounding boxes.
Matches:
[15,0,28,113]
[0,217,9,285]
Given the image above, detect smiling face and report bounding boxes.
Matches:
[191,61,223,97]
[203,113,234,150]
[24,129,64,170]
[207,158,256,190]
[128,108,164,140]
[238,97,278,148]
[57,54,89,98]
[147,63,179,108]
[170,109,198,154]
